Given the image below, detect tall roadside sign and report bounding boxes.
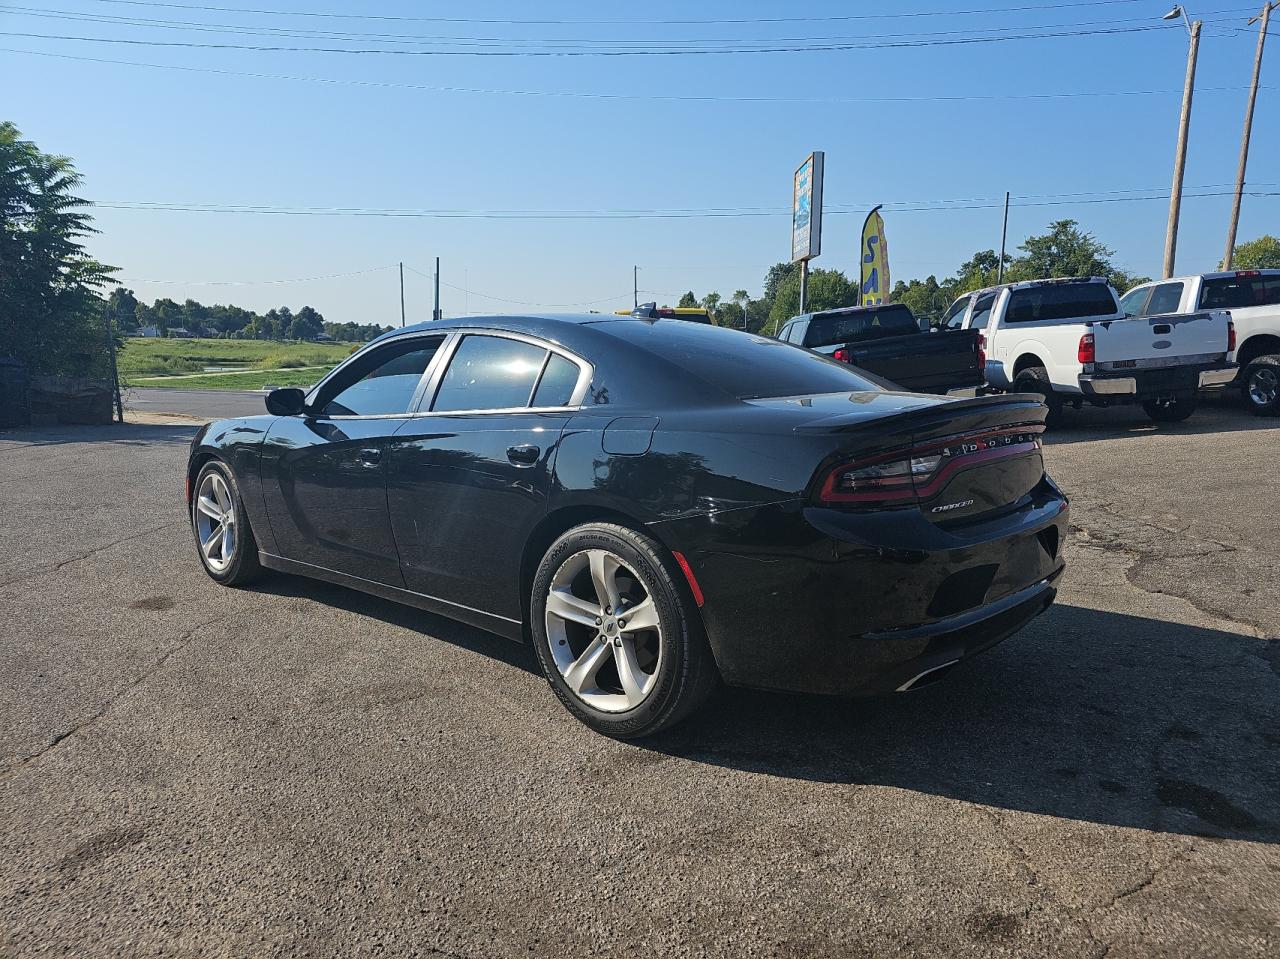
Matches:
[791,151,824,314]
[859,205,890,306]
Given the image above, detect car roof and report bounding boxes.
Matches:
[1159,269,1280,283]
[969,276,1112,298]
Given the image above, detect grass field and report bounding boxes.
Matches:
[118,337,355,386]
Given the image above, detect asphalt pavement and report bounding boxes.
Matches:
[124,387,268,420]
[0,401,1277,957]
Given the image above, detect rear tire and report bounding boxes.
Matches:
[1242,355,1280,417]
[1142,397,1197,423]
[191,460,262,586]
[530,522,718,739]
[1013,366,1063,428]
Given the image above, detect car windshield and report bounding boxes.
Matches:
[1005,283,1118,322]
[602,320,883,400]
[803,305,917,347]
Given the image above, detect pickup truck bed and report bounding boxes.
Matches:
[777,303,985,396]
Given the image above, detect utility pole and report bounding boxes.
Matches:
[1224,1,1278,269]
[998,191,1010,284]
[1162,6,1202,279]
[799,261,809,315]
[633,265,638,309]
[399,261,406,327]
[433,256,442,320]
[106,302,124,423]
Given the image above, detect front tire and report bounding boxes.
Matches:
[191,460,262,586]
[1142,396,1197,423]
[1242,356,1280,416]
[530,523,718,739]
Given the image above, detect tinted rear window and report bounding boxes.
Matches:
[604,322,881,400]
[1199,275,1280,310]
[1005,283,1118,323]
[803,305,917,347]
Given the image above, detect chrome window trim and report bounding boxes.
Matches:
[419,329,593,415]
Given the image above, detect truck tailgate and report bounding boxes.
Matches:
[842,329,984,394]
[1090,311,1229,365]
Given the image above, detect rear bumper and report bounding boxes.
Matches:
[650,480,1068,696]
[1078,361,1236,399]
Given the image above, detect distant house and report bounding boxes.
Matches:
[314,332,335,342]
[167,327,195,339]
[137,326,160,337]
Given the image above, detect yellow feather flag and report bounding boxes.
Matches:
[860,206,890,306]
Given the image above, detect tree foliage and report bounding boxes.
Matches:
[0,121,117,375]
[767,267,858,332]
[113,291,387,342]
[1222,235,1280,271]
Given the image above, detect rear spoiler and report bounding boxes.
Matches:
[793,393,1047,436]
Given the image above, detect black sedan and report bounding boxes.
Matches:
[187,314,1068,738]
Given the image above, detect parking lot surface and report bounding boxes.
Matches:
[1,400,1277,957]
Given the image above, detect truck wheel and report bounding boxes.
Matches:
[1013,366,1063,428]
[1242,356,1280,417]
[1142,397,1197,423]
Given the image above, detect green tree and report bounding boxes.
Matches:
[104,287,140,333]
[1007,219,1146,293]
[700,292,721,314]
[889,275,948,322]
[0,121,117,374]
[1222,235,1280,270]
[677,291,698,308]
[767,268,856,333]
[288,305,324,340]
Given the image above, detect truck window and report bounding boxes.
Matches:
[1145,282,1184,316]
[802,305,917,347]
[1119,286,1152,317]
[969,292,997,329]
[1005,283,1118,323]
[941,297,971,330]
[1200,275,1280,310]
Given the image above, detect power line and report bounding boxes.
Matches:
[74,0,1159,26]
[0,23,1179,56]
[90,190,1280,220]
[12,46,1266,103]
[403,268,631,308]
[116,265,397,285]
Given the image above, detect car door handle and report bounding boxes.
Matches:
[358,448,382,467]
[507,444,540,466]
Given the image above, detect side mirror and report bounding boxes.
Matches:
[918,318,932,332]
[265,387,307,417]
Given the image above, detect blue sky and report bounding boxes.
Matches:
[3,0,1277,324]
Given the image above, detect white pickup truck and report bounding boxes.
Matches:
[1118,270,1280,416]
[939,277,1236,424]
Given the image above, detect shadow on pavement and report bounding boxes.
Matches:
[649,603,1279,843]
[0,423,198,449]
[245,569,1280,843]
[1043,392,1279,447]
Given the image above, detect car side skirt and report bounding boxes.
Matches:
[258,551,524,642]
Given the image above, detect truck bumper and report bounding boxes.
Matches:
[1078,362,1236,400]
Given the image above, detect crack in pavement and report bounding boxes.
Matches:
[0,520,183,591]
[0,613,228,780]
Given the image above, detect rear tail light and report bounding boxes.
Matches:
[833,347,851,363]
[1078,333,1095,365]
[1227,318,1237,352]
[816,426,1044,506]
[1236,270,1260,278]
[977,333,987,373]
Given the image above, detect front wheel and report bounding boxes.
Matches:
[1142,396,1197,423]
[530,523,718,739]
[1242,356,1280,417]
[191,460,262,585]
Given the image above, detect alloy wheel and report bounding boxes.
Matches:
[194,471,237,573]
[544,548,663,712]
[1249,367,1278,407]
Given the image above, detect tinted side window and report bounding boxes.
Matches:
[970,293,997,329]
[1005,283,1118,323]
[1118,286,1152,317]
[804,305,917,347]
[321,340,440,417]
[1145,282,1184,315]
[532,353,581,407]
[432,336,546,412]
[942,297,971,330]
[777,322,793,342]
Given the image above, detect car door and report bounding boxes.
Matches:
[258,333,446,586]
[385,331,592,623]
